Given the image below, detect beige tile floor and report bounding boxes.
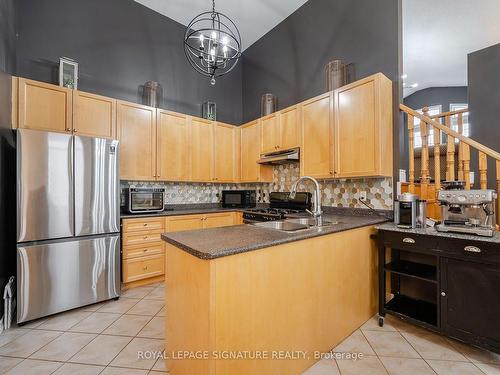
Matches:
[1,282,499,375]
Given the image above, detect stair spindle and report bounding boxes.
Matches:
[408,114,415,193]
[420,108,430,199]
[457,113,464,181]
[445,115,455,181]
[463,144,471,189]
[433,118,441,191]
[479,152,488,189]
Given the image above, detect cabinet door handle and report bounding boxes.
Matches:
[143,266,148,271]
[441,291,446,297]
[402,237,415,244]
[143,223,148,226]
[464,246,481,253]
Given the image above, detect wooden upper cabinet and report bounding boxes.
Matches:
[300,92,334,179]
[73,91,116,138]
[334,73,393,178]
[279,105,300,150]
[18,78,73,133]
[117,101,157,181]
[260,113,280,153]
[214,122,237,182]
[157,110,190,181]
[240,119,272,183]
[190,117,214,182]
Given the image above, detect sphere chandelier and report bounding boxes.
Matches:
[184,0,242,85]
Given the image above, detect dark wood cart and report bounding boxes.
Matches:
[377,226,500,354]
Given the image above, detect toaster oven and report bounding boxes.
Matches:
[125,187,165,213]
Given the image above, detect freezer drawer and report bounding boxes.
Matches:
[17,234,120,323]
[74,136,120,236]
[17,129,74,242]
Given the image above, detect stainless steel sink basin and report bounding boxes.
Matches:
[250,218,341,232]
[251,221,309,231]
[286,218,339,227]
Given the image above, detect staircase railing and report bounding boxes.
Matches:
[400,104,500,225]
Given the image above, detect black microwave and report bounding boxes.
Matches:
[221,190,256,208]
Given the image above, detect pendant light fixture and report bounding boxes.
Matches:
[184,0,242,85]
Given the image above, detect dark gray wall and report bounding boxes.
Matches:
[468,43,500,189]
[0,0,16,314]
[241,0,402,180]
[0,0,16,74]
[241,0,401,122]
[16,0,243,124]
[404,86,468,112]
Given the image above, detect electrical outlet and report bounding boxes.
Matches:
[359,191,367,201]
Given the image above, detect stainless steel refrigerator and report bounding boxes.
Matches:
[16,129,120,323]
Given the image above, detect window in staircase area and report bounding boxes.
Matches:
[413,105,442,148]
[450,103,469,138]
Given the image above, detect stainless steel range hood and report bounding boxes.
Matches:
[258,147,299,165]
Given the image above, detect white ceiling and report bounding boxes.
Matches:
[135,0,308,51]
[403,0,500,96]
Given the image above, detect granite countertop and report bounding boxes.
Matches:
[162,210,389,260]
[376,222,500,243]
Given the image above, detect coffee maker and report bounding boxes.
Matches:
[394,193,427,229]
[436,189,497,237]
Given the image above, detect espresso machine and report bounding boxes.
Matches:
[436,189,497,237]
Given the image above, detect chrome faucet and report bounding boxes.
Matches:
[289,176,323,226]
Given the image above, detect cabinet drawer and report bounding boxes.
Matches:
[382,231,439,253]
[123,243,164,260]
[122,254,165,283]
[438,238,500,264]
[123,229,163,247]
[123,217,165,232]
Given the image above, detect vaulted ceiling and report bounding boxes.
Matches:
[134,0,308,51]
[403,0,500,96]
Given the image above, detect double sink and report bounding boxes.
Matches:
[251,217,339,232]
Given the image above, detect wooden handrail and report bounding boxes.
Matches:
[430,108,468,119]
[400,104,500,161]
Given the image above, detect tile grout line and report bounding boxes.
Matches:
[358,329,391,375]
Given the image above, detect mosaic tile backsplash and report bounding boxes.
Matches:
[121,164,393,210]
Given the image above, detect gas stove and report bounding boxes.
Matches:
[243,192,312,222]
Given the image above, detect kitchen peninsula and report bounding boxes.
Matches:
[162,211,388,374]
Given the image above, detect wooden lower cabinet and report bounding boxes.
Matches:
[122,217,166,289]
[204,212,239,228]
[165,214,205,232]
[122,212,242,288]
[123,254,165,283]
[165,226,378,374]
[165,212,241,232]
